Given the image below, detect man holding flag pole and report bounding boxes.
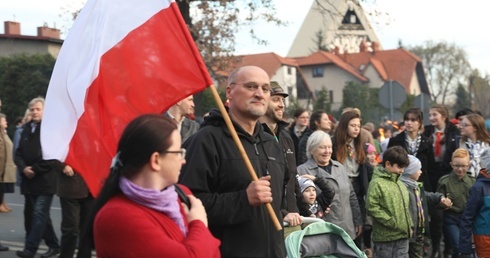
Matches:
[179,66,290,258]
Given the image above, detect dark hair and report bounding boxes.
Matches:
[382,146,409,168]
[333,110,366,164]
[289,107,309,128]
[293,107,308,118]
[403,108,423,130]
[15,116,23,125]
[82,114,177,248]
[455,108,473,120]
[309,110,327,131]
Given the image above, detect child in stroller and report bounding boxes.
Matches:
[297,175,335,219]
[284,175,367,257]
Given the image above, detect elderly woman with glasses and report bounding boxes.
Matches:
[84,114,220,258]
[297,130,362,240]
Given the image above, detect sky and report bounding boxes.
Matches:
[1,0,488,74]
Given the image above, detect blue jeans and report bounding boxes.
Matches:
[24,195,60,253]
[373,238,409,258]
[443,213,462,258]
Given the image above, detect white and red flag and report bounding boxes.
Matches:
[41,0,212,196]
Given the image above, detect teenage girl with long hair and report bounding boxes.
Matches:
[332,110,369,250]
[458,113,490,178]
[423,104,460,189]
[423,105,461,258]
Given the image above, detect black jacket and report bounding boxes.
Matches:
[262,121,311,217]
[297,129,313,166]
[314,175,336,212]
[179,109,288,258]
[50,160,90,199]
[288,125,303,164]
[388,131,437,192]
[14,121,57,195]
[423,123,460,190]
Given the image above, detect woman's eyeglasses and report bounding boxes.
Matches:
[164,148,186,159]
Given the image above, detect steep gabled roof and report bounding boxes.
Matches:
[295,51,369,82]
[343,48,423,92]
[369,58,388,80]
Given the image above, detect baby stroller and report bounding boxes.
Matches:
[284,218,367,258]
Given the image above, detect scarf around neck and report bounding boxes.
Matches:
[119,176,187,236]
[400,176,418,189]
[405,132,421,155]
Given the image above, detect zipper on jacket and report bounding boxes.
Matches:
[254,141,271,257]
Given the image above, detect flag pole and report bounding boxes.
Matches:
[208,84,282,231]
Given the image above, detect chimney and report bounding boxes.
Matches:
[359,40,369,52]
[4,21,21,35]
[372,42,379,52]
[37,24,60,39]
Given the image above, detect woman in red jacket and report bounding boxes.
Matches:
[84,114,220,258]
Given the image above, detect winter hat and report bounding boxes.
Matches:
[402,155,421,177]
[480,147,490,171]
[365,143,376,154]
[298,177,316,193]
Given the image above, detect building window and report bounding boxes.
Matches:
[287,67,292,75]
[312,67,324,78]
[329,90,334,103]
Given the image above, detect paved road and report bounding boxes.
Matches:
[0,186,95,258]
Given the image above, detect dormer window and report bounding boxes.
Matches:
[312,67,324,77]
[350,15,356,24]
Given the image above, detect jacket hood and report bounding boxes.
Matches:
[478,169,490,182]
[373,165,400,182]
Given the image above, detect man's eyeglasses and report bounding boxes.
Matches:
[231,82,270,93]
[164,148,186,159]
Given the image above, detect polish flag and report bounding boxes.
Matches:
[41,0,212,196]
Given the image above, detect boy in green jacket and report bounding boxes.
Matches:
[367,146,413,258]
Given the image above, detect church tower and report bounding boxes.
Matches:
[287,0,381,57]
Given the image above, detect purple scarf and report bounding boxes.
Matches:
[119,176,187,236]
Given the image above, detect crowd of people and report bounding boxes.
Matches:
[0,65,489,258]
